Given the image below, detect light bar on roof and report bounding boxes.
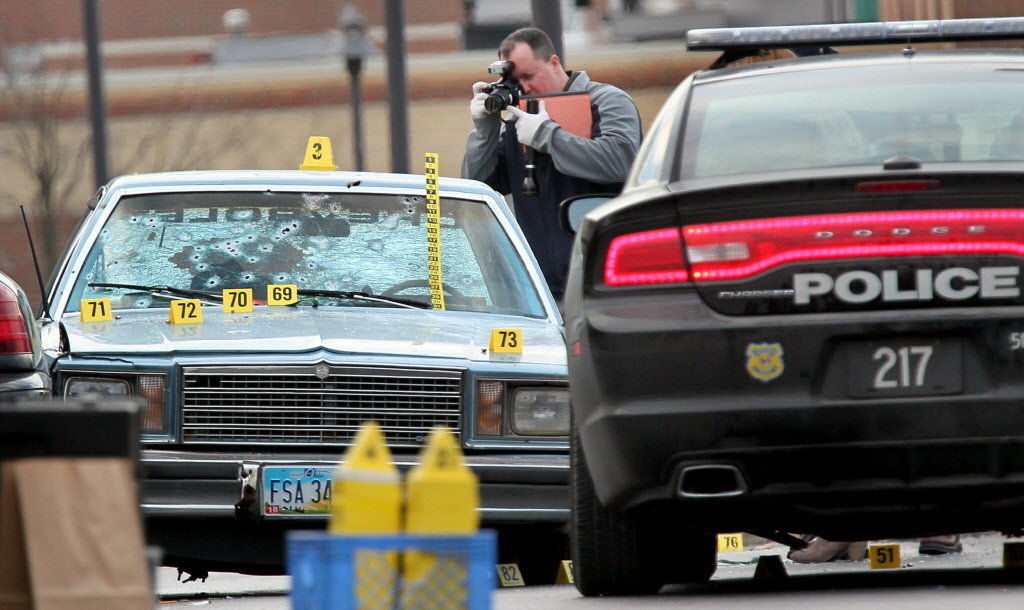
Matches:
[686,17,1024,51]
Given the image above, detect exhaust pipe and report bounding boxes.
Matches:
[678,464,748,498]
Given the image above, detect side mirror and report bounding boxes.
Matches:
[559,194,616,236]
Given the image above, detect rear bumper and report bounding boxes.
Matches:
[0,371,50,401]
[577,395,1024,539]
[567,295,1024,537]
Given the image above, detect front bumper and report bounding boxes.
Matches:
[142,448,568,568]
[141,448,569,524]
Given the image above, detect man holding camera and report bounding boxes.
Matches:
[462,27,642,302]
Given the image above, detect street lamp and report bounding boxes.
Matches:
[339,5,377,171]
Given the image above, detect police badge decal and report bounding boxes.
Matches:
[746,343,784,382]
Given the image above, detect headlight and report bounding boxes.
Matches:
[65,377,130,399]
[511,388,570,435]
[64,374,168,435]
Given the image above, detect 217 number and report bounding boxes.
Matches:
[873,345,932,389]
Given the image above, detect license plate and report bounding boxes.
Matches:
[261,466,334,517]
[847,338,963,398]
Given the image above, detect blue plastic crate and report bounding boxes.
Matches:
[288,530,496,610]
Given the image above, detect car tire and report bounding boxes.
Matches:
[571,420,661,595]
[571,420,715,595]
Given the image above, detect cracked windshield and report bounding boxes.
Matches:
[69,191,545,317]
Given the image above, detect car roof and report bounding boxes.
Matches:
[103,170,499,197]
[693,47,1024,84]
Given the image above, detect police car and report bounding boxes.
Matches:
[563,17,1024,595]
[39,142,569,576]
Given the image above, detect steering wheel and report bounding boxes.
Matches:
[382,279,467,300]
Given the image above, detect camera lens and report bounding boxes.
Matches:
[484,87,513,114]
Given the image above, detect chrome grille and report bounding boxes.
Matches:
[181,365,462,447]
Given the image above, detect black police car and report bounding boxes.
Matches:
[563,17,1024,595]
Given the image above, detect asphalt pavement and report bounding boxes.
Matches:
[155,531,1024,608]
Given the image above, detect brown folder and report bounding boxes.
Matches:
[517,92,593,139]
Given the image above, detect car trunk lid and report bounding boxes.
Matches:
[672,173,1024,315]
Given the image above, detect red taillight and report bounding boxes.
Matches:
[854,180,940,193]
[0,284,31,355]
[603,209,1024,287]
[604,227,689,286]
[684,209,1024,281]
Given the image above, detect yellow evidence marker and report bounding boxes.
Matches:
[1004,542,1024,568]
[168,299,203,324]
[80,298,113,322]
[299,136,338,171]
[496,563,526,587]
[403,427,480,586]
[555,560,575,584]
[868,543,900,569]
[717,533,744,553]
[489,328,522,354]
[222,288,253,313]
[329,421,401,534]
[266,284,298,305]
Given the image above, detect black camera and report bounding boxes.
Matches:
[483,60,521,114]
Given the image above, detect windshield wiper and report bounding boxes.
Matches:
[88,283,223,304]
[297,289,430,310]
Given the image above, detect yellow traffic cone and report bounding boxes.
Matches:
[329,421,400,534]
[330,421,401,610]
[403,427,480,602]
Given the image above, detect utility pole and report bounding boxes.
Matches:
[82,0,109,186]
[339,5,376,172]
[384,0,409,174]
[531,0,564,62]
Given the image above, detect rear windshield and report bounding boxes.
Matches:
[681,60,1024,179]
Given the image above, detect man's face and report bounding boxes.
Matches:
[505,42,564,95]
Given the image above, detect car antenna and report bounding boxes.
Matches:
[19,205,53,321]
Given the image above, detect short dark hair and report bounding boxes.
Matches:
[498,27,557,61]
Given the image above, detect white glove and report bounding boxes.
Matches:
[506,101,551,148]
[470,81,491,120]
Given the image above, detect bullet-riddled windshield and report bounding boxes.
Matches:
[68,191,546,317]
[681,59,1024,179]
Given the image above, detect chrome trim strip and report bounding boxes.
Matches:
[142,504,237,515]
[140,456,568,470]
[141,504,569,518]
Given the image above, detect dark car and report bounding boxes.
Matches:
[0,271,49,402]
[564,17,1024,595]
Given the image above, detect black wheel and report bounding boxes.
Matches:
[570,420,716,596]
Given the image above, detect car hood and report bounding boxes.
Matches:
[59,307,566,366]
